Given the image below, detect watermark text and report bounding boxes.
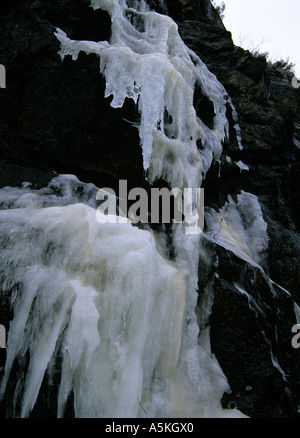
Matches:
[292,75,300,89]
[96,180,204,235]
[0,64,6,88]
[291,324,300,349]
[0,324,6,349]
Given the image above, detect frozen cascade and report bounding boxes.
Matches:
[0,175,245,418]
[0,176,186,418]
[54,0,243,184]
[0,0,249,418]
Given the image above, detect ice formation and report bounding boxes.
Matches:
[0,0,252,418]
[54,0,242,187]
[0,176,245,418]
[235,160,249,172]
[205,191,269,267]
[0,176,187,418]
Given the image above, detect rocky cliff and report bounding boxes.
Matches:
[0,0,300,418]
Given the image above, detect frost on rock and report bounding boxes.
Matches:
[235,160,249,172]
[205,191,269,266]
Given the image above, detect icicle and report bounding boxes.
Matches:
[54,0,243,186]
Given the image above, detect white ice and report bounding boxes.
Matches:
[0,177,186,418]
[205,191,269,266]
[0,0,250,419]
[235,160,249,172]
[55,0,243,188]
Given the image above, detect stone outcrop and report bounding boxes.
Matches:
[175,4,300,417]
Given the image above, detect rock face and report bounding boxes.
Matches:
[174,2,300,418]
[0,0,300,418]
[0,0,144,192]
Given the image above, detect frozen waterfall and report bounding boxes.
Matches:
[0,0,252,418]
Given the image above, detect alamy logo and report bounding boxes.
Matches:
[96,181,204,235]
[0,324,6,349]
[292,75,300,89]
[291,324,300,349]
[0,64,6,88]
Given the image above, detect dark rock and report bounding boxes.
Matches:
[176,2,300,418]
[0,0,144,193]
[208,244,300,418]
[164,0,224,27]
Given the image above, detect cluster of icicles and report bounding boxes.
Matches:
[0,0,266,418]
